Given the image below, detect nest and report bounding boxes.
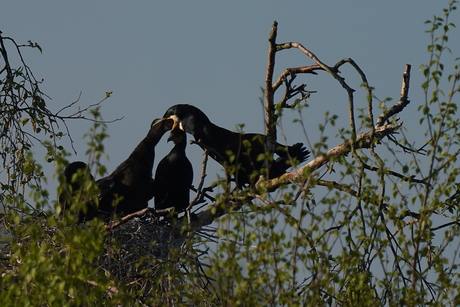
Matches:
[0,210,215,304]
[103,216,190,290]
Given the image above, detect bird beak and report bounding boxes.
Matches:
[167,115,184,131]
[167,124,183,143]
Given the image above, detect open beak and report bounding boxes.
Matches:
[167,115,184,131]
[167,115,182,143]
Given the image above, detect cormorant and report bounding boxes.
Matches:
[59,161,100,222]
[163,104,310,187]
[154,124,193,218]
[97,117,174,217]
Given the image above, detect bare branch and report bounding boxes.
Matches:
[258,122,401,192]
[272,65,324,92]
[361,162,429,185]
[55,92,123,123]
[274,41,359,141]
[431,220,460,232]
[376,64,411,127]
[104,207,173,230]
[275,74,316,109]
[264,21,279,172]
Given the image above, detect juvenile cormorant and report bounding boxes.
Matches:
[163,104,310,187]
[154,125,193,218]
[97,117,174,217]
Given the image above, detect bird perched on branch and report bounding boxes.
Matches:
[96,117,174,217]
[163,104,309,187]
[154,124,193,219]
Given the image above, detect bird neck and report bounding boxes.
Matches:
[172,138,187,152]
[127,126,167,161]
[193,122,227,142]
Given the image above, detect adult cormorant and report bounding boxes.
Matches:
[163,104,310,187]
[154,125,193,218]
[97,117,174,217]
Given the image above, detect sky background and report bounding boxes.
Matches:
[1,1,458,207]
[2,1,460,293]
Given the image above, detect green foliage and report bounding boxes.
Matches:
[203,2,460,306]
[1,1,460,306]
[0,110,124,306]
[0,33,60,200]
[0,217,114,306]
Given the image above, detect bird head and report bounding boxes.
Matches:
[150,117,174,132]
[167,124,186,144]
[163,104,211,135]
[64,161,90,181]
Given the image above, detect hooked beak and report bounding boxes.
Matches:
[167,115,184,131]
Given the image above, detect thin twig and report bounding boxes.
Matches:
[376,64,411,127]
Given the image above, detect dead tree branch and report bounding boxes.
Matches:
[376,64,411,127]
[257,122,401,192]
[264,21,279,173]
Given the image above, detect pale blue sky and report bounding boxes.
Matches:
[2,1,460,293]
[1,1,458,203]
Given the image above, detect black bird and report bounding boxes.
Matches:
[154,124,193,218]
[59,161,100,222]
[97,117,174,217]
[163,104,310,187]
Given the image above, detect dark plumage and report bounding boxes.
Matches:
[97,117,174,217]
[163,104,310,187]
[59,161,100,222]
[154,124,193,218]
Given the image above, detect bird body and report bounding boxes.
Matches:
[97,117,173,216]
[154,126,193,217]
[59,161,100,222]
[163,104,309,187]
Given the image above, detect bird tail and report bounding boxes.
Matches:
[287,142,310,164]
[270,143,310,178]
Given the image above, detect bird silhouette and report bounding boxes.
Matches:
[163,104,309,187]
[59,161,100,222]
[96,117,174,217]
[154,124,193,219]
